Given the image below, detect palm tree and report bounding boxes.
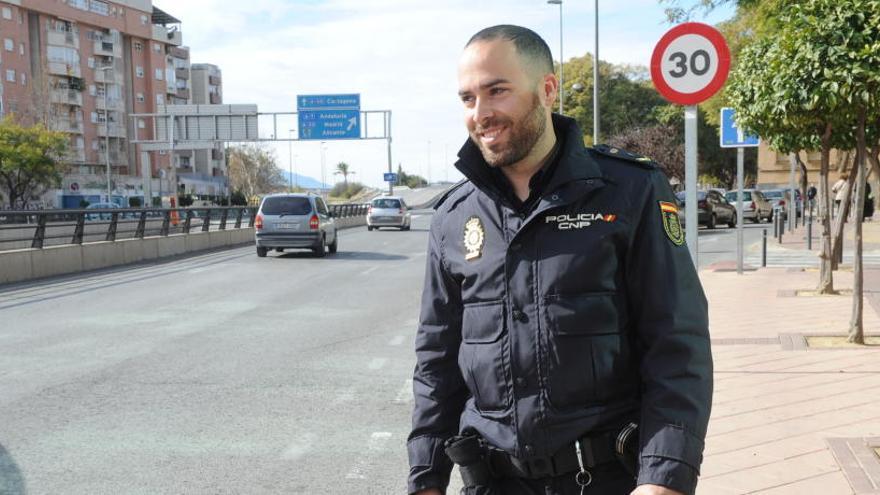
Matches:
[334,161,355,186]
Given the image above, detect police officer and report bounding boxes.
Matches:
[408,25,712,495]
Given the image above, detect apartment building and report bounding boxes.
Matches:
[0,0,226,208]
[182,62,227,198]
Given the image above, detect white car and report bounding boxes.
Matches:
[367,196,412,231]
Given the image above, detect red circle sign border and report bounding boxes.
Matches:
[650,22,731,105]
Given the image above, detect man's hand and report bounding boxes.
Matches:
[630,485,684,495]
[415,490,442,495]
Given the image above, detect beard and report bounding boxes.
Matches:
[470,93,547,168]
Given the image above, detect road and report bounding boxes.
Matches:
[0,215,435,494]
[695,221,774,269]
[0,209,765,494]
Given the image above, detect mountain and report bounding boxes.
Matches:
[280,171,329,190]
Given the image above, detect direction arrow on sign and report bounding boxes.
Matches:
[720,108,760,148]
[298,109,361,140]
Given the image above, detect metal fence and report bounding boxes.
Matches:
[0,204,369,251]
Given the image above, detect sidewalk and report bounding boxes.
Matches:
[697,258,880,493]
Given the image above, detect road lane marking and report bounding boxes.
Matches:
[346,432,392,479]
[361,266,380,276]
[281,432,316,460]
[388,335,405,346]
[368,358,388,370]
[394,379,414,404]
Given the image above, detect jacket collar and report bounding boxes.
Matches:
[454,114,603,201]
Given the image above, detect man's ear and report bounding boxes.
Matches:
[541,73,559,109]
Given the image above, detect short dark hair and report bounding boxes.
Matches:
[466,25,554,75]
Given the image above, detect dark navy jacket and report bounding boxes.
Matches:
[408,115,712,495]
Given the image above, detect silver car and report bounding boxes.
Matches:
[724,189,773,223]
[367,196,412,231]
[254,193,338,257]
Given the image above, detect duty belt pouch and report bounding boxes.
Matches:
[614,422,639,479]
[444,431,494,489]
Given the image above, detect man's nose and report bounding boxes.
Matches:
[472,97,494,126]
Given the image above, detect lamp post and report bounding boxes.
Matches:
[320,141,327,199]
[547,0,564,115]
[593,0,600,144]
[98,65,114,203]
[288,128,297,191]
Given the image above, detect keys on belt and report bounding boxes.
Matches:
[486,431,619,479]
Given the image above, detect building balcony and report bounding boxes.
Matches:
[64,147,87,163]
[93,40,122,58]
[152,25,182,46]
[50,88,83,106]
[95,150,129,166]
[209,93,221,104]
[94,69,123,85]
[211,148,224,160]
[208,75,222,86]
[51,119,83,134]
[94,97,124,111]
[47,30,79,49]
[170,47,189,59]
[96,124,127,138]
[48,62,82,78]
[175,67,189,80]
[176,88,191,100]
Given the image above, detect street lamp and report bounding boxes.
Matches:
[593,0,600,145]
[320,141,328,199]
[288,128,297,191]
[97,65,114,203]
[547,0,563,116]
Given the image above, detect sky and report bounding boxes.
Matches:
[155,0,736,189]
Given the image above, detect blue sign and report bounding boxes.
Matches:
[384,172,398,183]
[720,107,760,148]
[297,94,360,111]
[298,109,361,140]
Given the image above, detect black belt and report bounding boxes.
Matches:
[486,431,620,480]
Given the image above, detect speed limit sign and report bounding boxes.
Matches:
[650,22,731,105]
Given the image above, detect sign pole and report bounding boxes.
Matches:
[789,153,796,232]
[737,147,744,274]
[685,105,699,267]
[387,111,393,196]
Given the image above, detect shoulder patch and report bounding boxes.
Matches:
[591,144,656,170]
[432,179,471,210]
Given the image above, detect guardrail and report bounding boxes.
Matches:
[0,204,368,251]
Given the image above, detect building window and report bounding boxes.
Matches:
[19,73,25,85]
[138,119,145,129]
[156,94,164,105]
[134,41,142,52]
[154,68,163,80]
[18,43,23,56]
[136,66,144,78]
[88,84,96,96]
[1,7,11,20]
[136,93,144,103]
[92,140,99,151]
[140,15,148,26]
[89,0,109,16]
[87,57,95,69]
[69,0,88,11]
[3,39,12,52]
[153,43,162,53]
[5,70,14,82]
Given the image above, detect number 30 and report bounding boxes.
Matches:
[668,49,711,78]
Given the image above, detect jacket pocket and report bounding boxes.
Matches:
[459,300,510,412]
[543,292,631,408]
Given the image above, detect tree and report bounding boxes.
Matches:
[396,164,427,189]
[334,161,355,186]
[0,116,68,210]
[227,145,286,200]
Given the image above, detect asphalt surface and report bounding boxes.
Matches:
[0,207,764,494]
[0,214,435,494]
[695,219,776,269]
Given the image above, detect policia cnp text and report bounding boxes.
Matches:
[407,25,712,495]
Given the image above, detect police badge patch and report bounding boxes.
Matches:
[463,216,485,261]
[659,201,685,246]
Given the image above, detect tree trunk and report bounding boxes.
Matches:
[831,157,859,270]
[817,124,835,294]
[849,110,867,345]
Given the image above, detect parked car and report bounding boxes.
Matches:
[761,189,802,220]
[367,196,412,231]
[675,190,737,229]
[84,202,121,221]
[254,193,338,257]
[724,189,773,223]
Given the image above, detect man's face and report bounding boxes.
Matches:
[458,40,553,168]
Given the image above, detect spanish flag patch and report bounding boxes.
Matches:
[659,201,684,246]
